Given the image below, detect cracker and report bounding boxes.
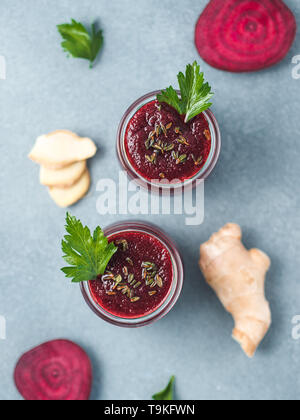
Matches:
[29,130,97,169]
[40,161,87,188]
[48,170,90,208]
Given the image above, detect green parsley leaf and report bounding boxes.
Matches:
[61,213,117,283]
[57,19,103,68]
[152,376,175,401]
[157,61,213,123]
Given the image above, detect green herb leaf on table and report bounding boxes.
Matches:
[57,19,103,68]
[61,213,117,283]
[157,61,213,123]
[152,376,175,401]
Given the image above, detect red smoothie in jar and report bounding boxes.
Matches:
[124,100,211,182]
[89,231,173,319]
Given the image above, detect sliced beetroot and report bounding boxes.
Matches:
[195,0,297,72]
[14,340,92,400]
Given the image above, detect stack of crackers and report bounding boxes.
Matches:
[29,130,97,207]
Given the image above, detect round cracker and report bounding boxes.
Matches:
[48,170,90,208]
[40,161,87,188]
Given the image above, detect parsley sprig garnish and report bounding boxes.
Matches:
[152,376,175,401]
[157,62,213,123]
[61,213,117,283]
[57,19,103,68]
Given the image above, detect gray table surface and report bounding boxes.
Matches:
[0,0,299,401]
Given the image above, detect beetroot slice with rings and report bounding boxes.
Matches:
[195,0,297,72]
[14,340,92,400]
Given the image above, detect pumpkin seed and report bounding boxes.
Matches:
[155,275,163,288]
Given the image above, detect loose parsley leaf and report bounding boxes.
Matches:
[57,19,103,68]
[157,62,213,123]
[152,376,175,401]
[61,213,117,283]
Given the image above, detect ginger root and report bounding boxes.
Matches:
[29,130,96,207]
[28,130,97,169]
[199,223,271,358]
[48,170,90,208]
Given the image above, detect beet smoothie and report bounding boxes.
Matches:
[124,100,211,182]
[89,231,173,319]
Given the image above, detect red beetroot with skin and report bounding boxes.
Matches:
[14,340,92,401]
[195,0,297,72]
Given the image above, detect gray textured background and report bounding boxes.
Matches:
[0,0,299,401]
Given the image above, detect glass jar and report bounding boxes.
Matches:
[117,90,221,192]
[80,221,184,328]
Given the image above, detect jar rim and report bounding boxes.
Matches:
[80,221,184,328]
